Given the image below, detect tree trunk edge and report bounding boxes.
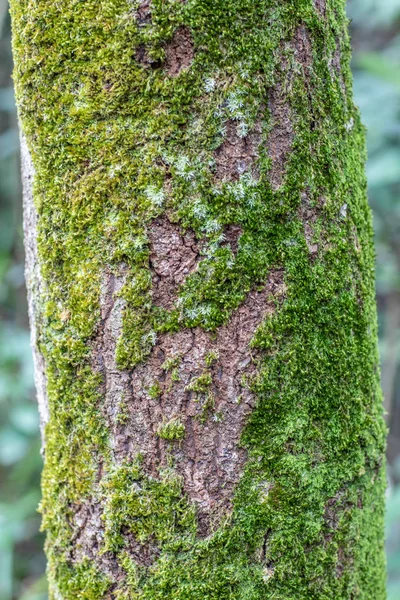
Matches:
[20,130,49,440]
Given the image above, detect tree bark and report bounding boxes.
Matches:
[11,0,386,598]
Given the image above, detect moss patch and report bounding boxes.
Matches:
[156,418,186,440]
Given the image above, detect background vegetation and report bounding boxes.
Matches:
[0,0,400,598]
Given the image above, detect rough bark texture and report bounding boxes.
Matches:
[11,0,386,598]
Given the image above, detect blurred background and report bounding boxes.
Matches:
[1,0,400,598]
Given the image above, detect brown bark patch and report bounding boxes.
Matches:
[134,0,152,26]
[330,41,341,76]
[295,25,316,131]
[71,501,127,581]
[336,547,347,578]
[69,272,131,579]
[91,268,133,461]
[214,120,261,182]
[165,26,194,77]
[122,528,160,566]
[314,0,326,15]
[89,264,286,548]
[298,192,320,258]
[221,224,243,254]
[72,501,103,563]
[117,270,285,535]
[267,83,293,190]
[148,215,201,310]
[135,45,162,69]
[91,269,128,386]
[294,24,313,69]
[323,489,356,578]
[329,39,346,96]
[268,25,314,189]
[324,492,344,531]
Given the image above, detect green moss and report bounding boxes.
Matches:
[156,418,186,441]
[116,401,130,424]
[205,349,219,367]
[49,558,111,600]
[147,381,162,399]
[162,354,181,385]
[161,354,181,372]
[114,551,142,599]
[186,372,216,422]
[185,372,212,393]
[102,460,196,553]
[10,0,386,597]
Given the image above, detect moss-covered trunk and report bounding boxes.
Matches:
[11,0,386,597]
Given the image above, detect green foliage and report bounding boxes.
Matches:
[351,2,400,297]
[348,0,400,28]
[386,465,400,600]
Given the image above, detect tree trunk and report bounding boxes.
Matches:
[10,0,386,598]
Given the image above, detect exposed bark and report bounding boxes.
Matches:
[165,26,194,77]
[149,216,201,310]
[214,120,262,182]
[267,25,314,189]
